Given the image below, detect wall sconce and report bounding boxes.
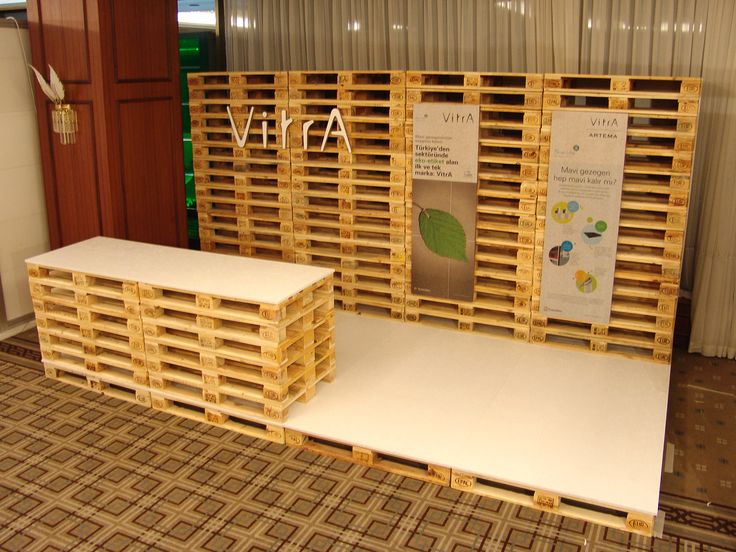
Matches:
[29,65,78,145]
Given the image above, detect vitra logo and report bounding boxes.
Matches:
[226,106,353,153]
[589,116,619,127]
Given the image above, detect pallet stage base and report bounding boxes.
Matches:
[281,312,669,536]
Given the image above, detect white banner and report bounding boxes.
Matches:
[411,103,479,300]
[412,103,479,183]
[539,110,628,324]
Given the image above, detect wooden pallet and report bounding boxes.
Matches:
[543,74,700,114]
[285,430,452,486]
[451,471,655,537]
[404,295,529,340]
[405,72,543,139]
[151,392,286,443]
[43,363,152,407]
[533,74,701,362]
[279,424,655,537]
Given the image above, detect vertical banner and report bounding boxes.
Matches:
[539,110,628,324]
[411,104,480,301]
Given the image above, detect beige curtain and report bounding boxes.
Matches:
[688,2,736,358]
[224,0,736,358]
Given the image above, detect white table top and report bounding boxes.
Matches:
[26,237,333,305]
[285,312,670,516]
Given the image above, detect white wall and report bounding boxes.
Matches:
[0,25,48,326]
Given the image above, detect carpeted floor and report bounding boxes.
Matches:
[0,330,734,551]
[662,357,735,509]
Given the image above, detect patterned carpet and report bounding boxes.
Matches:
[0,330,734,551]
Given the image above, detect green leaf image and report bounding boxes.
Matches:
[418,208,468,262]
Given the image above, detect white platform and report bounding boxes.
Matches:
[285,312,670,517]
[27,238,670,517]
[26,237,333,305]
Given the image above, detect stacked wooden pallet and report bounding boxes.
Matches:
[288,71,407,319]
[534,75,701,362]
[188,72,293,261]
[27,237,336,443]
[27,264,151,407]
[404,72,544,339]
[140,277,335,424]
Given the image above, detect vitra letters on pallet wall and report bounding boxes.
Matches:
[226,105,352,152]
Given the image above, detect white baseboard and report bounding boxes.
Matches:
[0,318,36,341]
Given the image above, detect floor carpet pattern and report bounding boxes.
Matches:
[0,330,734,551]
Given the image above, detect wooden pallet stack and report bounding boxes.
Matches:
[139,277,335,426]
[288,71,407,319]
[28,238,337,443]
[534,75,701,362]
[189,72,294,261]
[27,264,151,407]
[183,70,702,362]
[404,72,543,340]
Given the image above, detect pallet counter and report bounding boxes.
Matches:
[27,237,335,438]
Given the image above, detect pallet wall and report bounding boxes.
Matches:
[404,72,543,340]
[533,75,701,363]
[189,72,294,261]
[187,71,701,363]
[288,71,407,319]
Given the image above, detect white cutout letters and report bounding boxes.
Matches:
[226,106,255,148]
[225,107,351,152]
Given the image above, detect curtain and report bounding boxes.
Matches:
[224,0,736,358]
[688,2,736,358]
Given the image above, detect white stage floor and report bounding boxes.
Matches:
[285,312,671,517]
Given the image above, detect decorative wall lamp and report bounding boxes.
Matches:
[29,65,77,145]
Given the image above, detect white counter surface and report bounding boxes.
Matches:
[26,237,333,305]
